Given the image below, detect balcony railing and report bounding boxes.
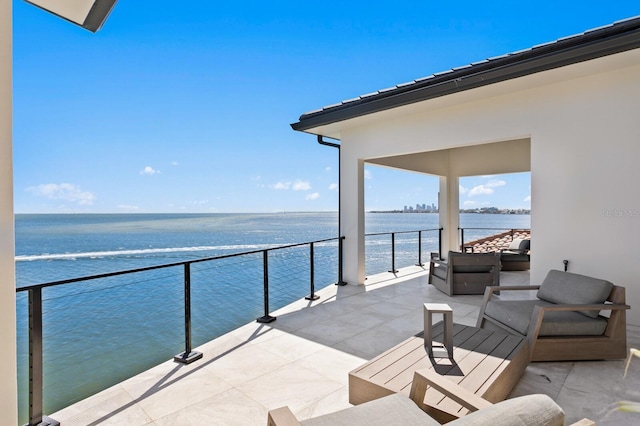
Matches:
[16,227,444,425]
[17,236,347,426]
[364,228,442,274]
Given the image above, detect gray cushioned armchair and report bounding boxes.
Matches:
[429,251,500,296]
[477,270,629,361]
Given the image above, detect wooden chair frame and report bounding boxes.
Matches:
[476,285,630,361]
[267,369,594,426]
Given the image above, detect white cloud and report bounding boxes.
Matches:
[271,179,311,191]
[468,180,506,197]
[486,180,506,188]
[305,192,320,200]
[272,181,291,190]
[28,183,95,205]
[140,166,160,175]
[171,161,179,166]
[325,166,332,172]
[463,200,476,206]
[364,170,373,180]
[468,185,494,196]
[459,185,468,194]
[524,195,531,202]
[329,183,338,191]
[118,204,140,211]
[293,180,311,191]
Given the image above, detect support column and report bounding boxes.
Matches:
[438,175,460,258]
[0,0,18,423]
[341,148,365,285]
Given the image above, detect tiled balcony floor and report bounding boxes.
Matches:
[51,267,640,425]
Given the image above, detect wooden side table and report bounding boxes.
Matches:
[424,303,453,358]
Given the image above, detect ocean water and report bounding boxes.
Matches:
[15,212,529,421]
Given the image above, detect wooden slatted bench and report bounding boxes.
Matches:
[348,322,530,423]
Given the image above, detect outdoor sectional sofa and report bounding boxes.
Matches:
[477,269,629,361]
[500,238,530,271]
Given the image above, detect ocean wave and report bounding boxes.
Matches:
[15,244,276,262]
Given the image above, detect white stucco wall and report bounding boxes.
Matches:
[1,0,18,423]
[337,49,640,324]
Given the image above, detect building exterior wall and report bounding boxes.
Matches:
[338,50,640,323]
[1,0,18,422]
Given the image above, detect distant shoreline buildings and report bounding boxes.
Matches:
[370,204,530,215]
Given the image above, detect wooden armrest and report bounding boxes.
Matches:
[477,285,541,327]
[537,303,630,312]
[267,407,301,426]
[569,419,596,426]
[410,369,493,412]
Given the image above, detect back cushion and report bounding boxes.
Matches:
[536,270,613,318]
[507,238,530,253]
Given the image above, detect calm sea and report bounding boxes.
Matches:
[15,212,529,421]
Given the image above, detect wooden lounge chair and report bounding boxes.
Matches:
[267,369,593,426]
[477,270,630,361]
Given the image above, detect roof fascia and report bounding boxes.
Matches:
[292,24,640,133]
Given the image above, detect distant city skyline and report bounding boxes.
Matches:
[12,2,639,213]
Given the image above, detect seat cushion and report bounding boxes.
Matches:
[452,394,564,426]
[536,270,613,318]
[484,300,608,336]
[301,393,438,426]
[500,252,530,262]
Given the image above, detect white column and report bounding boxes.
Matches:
[341,149,365,285]
[0,0,18,423]
[438,175,460,258]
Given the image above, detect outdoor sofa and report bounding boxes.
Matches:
[477,269,629,361]
[500,237,530,271]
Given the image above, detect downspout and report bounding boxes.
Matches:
[317,135,347,285]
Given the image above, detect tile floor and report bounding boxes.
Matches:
[51,266,640,425]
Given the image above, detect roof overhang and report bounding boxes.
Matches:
[292,17,640,136]
[25,0,118,33]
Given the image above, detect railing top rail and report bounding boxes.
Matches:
[16,235,344,293]
[365,227,441,237]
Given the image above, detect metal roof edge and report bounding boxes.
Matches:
[291,17,640,133]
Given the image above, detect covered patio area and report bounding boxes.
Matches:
[50,267,640,425]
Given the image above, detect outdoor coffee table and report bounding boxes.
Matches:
[349,318,529,423]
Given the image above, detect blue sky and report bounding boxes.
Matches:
[12,1,640,213]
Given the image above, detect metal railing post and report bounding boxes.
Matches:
[257,250,276,323]
[174,263,202,364]
[305,243,320,300]
[460,228,465,251]
[438,228,443,257]
[28,287,59,426]
[388,233,398,273]
[415,230,424,266]
[335,236,347,286]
